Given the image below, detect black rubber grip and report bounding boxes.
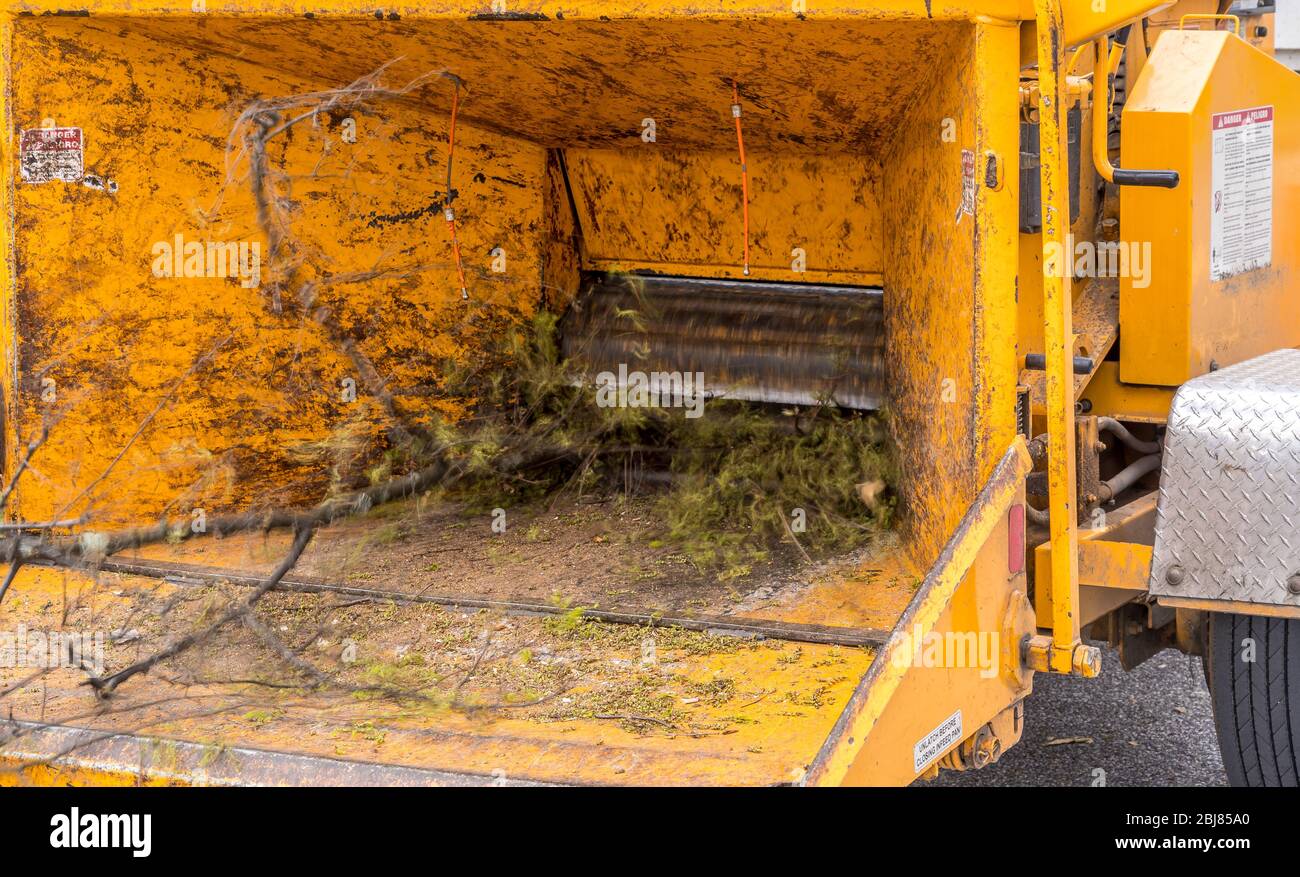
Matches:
[1112,168,1180,188]
[1024,353,1094,375]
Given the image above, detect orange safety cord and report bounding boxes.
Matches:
[732,81,751,276]
[444,80,469,300]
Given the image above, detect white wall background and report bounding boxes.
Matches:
[1269,1,1300,70]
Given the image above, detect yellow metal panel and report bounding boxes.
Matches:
[76,15,961,155]
[1034,492,1155,628]
[6,15,548,523]
[1120,31,1300,385]
[1077,540,1152,590]
[0,568,875,787]
[1032,0,1081,674]
[0,11,982,525]
[881,21,983,568]
[973,17,1023,483]
[1019,0,1176,66]
[6,0,1166,44]
[7,0,1026,21]
[805,437,1034,785]
[1078,361,1175,424]
[542,151,583,310]
[567,149,883,284]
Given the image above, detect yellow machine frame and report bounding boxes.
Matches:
[0,0,1289,785]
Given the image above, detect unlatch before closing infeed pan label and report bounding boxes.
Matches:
[914,709,963,773]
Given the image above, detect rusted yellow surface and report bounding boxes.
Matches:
[0,657,875,787]
[3,9,1006,541]
[806,439,1034,785]
[875,12,1021,573]
[0,0,1180,786]
[6,0,1172,47]
[738,543,919,632]
[6,14,551,524]
[568,149,884,285]
[0,565,873,786]
[881,22,979,568]
[0,0,1099,25]
[3,8,1022,592]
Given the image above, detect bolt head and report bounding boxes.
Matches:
[1072,644,1102,678]
[1287,573,1300,596]
[1165,564,1185,587]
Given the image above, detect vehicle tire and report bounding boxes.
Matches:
[1206,612,1300,787]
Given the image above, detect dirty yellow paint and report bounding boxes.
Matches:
[1035,490,1155,628]
[1,8,1023,578]
[0,0,1189,786]
[567,149,885,285]
[1077,362,1174,423]
[806,438,1034,785]
[881,22,981,568]
[0,564,874,787]
[7,15,553,523]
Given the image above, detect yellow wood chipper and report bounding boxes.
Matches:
[0,0,1296,787]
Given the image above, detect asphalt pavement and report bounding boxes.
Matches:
[933,644,1227,787]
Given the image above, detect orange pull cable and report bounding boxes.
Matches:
[732,81,751,277]
[444,80,469,300]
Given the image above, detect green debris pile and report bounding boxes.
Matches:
[426,306,898,572]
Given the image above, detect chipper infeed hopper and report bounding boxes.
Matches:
[0,0,1296,786]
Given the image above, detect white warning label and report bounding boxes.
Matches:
[914,709,962,773]
[19,127,84,184]
[1211,106,1273,281]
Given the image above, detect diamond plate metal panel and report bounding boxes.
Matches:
[1150,349,1300,607]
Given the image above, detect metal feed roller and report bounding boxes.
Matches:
[559,273,886,411]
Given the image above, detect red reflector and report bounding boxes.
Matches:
[1008,504,1026,575]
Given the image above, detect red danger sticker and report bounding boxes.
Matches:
[19,127,84,183]
[1212,106,1274,130]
